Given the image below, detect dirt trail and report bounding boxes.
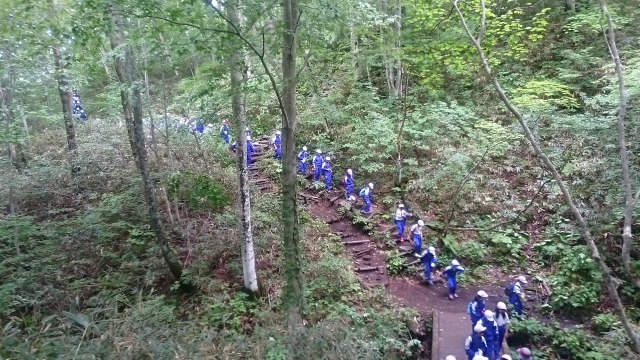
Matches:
[246,142,501,316]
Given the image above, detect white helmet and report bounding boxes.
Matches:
[347,169,352,175]
[477,290,488,298]
[316,149,322,154]
[472,356,488,360]
[445,356,457,360]
[207,123,213,127]
[368,182,374,189]
[276,130,281,135]
[245,127,249,131]
[428,246,435,253]
[418,220,425,226]
[517,275,528,284]
[497,302,507,310]
[246,136,252,141]
[348,195,356,201]
[325,157,330,161]
[451,259,460,266]
[484,310,494,321]
[398,203,404,208]
[500,355,512,360]
[303,146,307,151]
[473,324,486,333]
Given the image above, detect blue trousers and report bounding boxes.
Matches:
[222,134,230,144]
[362,196,371,212]
[395,219,405,238]
[412,234,422,254]
[274,148,282,160]
[247,154,252,166]
[447,277,457,295]
[298,161,306,174]
[486,341,497,360]
[497,325,506,355]
[509,294,523,315]
[314,166,321,181]
[345,184,353,199]
[324,172,332,189]
[423,262,434,281]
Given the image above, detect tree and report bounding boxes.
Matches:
[450,0,640,352]
[48,0,77,154]
[281,0,304,337]
[225,0,258,294]
[599,0,640,291]
[110,4,183,281]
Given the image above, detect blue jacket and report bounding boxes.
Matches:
[298,150,307,162]
[477,317,499,343]
[465,333,488,359]
[467,297,485,320]
[313,154,323,167]
[443,265,464,279]
[322,161,332,174]
[344,173,353,187]
[420,251,436,266]
[273,135,281,148]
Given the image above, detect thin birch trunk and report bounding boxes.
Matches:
[226,0,258,294]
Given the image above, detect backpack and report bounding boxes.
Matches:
[504,283,515,297]
[359,188,366,197]
[466,301,473,314]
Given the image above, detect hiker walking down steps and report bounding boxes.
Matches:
[443,259,464,300]
[467,290,489,329]
[410,220,425,255]
[272,130,282,161]
[359,183,374,214]
[465,323,488,360]
[313,149,323,181]
[297,146,308,174]
[322,157,333,190]
[476,310,499,360]
[394,203,410,241]
[506,275,528,316]
[343,169,354,200]
[220,120,230,144]
[419,246,437,285]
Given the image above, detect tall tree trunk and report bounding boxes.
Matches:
[1,82,16,215]
[282,0,304,340]
[225,0,259,294]
[52,47,77,152]
[600,0,640,290]
[110,5,183,281]
[451,0,640,352]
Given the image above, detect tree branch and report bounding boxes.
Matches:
[202,0,289,128]
[432,178,551,232]
[443,148,489,236]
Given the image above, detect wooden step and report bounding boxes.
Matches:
[342,239,370,245]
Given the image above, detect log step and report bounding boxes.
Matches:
[355,266,379,272]
[342,239,370,245]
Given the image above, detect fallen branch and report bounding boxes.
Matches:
[342,239,370,245]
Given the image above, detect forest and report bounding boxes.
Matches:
[1,0,639,359]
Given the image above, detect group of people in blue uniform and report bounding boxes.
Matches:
[458,275,531,360]
[216,120,537,360]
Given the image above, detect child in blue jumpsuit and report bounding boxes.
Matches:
[272,130,282,161]
[313,150,323,181]
[443,260,465,300]
[322,157,333,189]
[419,246,437,285]
[394,204,409,241]
[297,146,308,174]
[343,169,354,199]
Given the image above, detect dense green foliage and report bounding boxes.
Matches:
[1,0,640,357]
